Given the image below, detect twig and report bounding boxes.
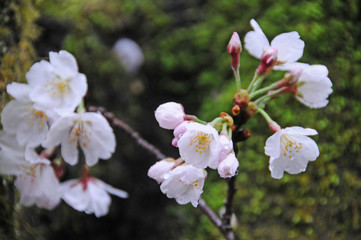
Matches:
[222,177,237,240]
[199,198,236,240]
[87,106,166,160]
[198,199,222,228]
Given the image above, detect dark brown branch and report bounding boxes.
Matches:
[87,106,166,160]
[199,198,236,240]
[221,177,237,240]
[198,198,222,228]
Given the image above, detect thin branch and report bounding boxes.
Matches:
[87,106,166,160]
[221,177,237,240]
[199,198,236,240]
[198,199,222,228]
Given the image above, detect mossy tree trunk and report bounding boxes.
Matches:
[0,0,39,239]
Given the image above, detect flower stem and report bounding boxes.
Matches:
[233,69,241,90]
[254,87,287,104]
[256,107,273,123]
[194,117,208,125]
[76,99,86,114]
[250,83,276,99]
[246,71,259,92]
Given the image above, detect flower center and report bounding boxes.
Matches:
[179,179,200,188]
[281,134,302,159]
[26,107,48,130]
[46,75,71,98]
[69,120,92,148]
[18,163,40,182]
[189,132,212,154]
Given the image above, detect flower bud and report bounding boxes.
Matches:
[218,135,233,161]
[218,153,239,178]
[231,105,240,116]
[234,89,249,107]
[246,101,257,118]
[256,48,278,75]
[227,32,242,72]
[155,102,185,130]
[148,158,177,183]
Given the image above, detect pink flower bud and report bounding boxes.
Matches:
[227,32,242,56]
[227,32,242,72]
[218,135,233,161]
[256,48,278,75]
[217,153,239,178]
[172,121,192,146]
[155,102,185,130]
[148,158,177,183]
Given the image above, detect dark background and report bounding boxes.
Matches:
[1,0,361,239]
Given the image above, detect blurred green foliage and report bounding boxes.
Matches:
[1,0,361,239]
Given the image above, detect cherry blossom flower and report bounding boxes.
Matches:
[148,158,177,183]
[42,112,116,166]
[15,161,61,210]
[60,177,128,217]
[1,99,49,149]
[218,153,239,178]
[265,126,319,179]
[282,63,333,108]
[177,122,220,169]
[155,102,185,130]
[113,38,144,74]
[244,19,304,67]
[26,50,87,115]
[0,132,60,210]
[160,164,206,207]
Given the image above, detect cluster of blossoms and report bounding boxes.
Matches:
[0,50,127,217]
[148,102,239,207]
[148,19,332,207]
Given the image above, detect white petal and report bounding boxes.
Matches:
[273,62,309,71]
[284,127,318,136]
[88,182,111,217]
[244,31,270,59]
[49,50,79,78]
[61,139,79,165]
[291,135,319,161]
[61,180,90,211]
[244,19,270,59]
[1,100,27,136]
[42,115,74,148]
[269,157,286,179]
[271,32,304,62]
[80,113,116,166]
[0,151,25,175]
[26,60,53,87]
[264,130,282,158]
[285,157,309,174]
[95,179,128,198]
[161,177,188,198]
[6,82,31,101]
